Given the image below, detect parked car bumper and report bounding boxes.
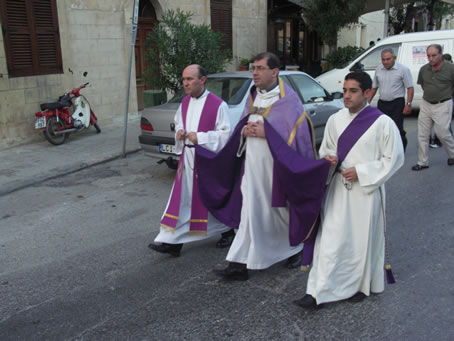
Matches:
[139,133,180,168]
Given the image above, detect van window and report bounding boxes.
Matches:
[358,44,401,70]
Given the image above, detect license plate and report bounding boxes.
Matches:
[35,116,46,129]
[159,143,176,154]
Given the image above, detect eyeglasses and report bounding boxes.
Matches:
[252,65,271,72]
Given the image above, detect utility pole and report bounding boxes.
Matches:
[122,0,140,158]
[383,0,390,38]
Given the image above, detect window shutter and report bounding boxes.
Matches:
[210,0,232,51]
[0,0,62,77]
[33,0,62,71]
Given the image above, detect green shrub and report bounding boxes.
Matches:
[144,9,232,93]
[325,46,365,69]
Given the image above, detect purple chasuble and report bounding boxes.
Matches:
[337,105,383,168]
[195,80,330,266]
[160,92,222,233]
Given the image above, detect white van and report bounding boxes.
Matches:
[316,29,454,109]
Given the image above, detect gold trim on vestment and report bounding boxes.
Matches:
[303,214,319,242]
[165,213,178,220]
[248,93,254,111]
[287,111,308,146]
[247,77,285,118]
[248,105,273,118]
[307,114,318,159]
[278,77,285,98]
[160,223,175,232]
[188,230,208,236]
[189,219,208,223]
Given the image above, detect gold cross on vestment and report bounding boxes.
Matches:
[248,107,267,115]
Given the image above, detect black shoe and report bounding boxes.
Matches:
[216,230,235,248]
[286,250,303,269]
[148,243,182,257]
[448,158,454,166]
[293,294,320,309]
[213,262,248,281]
[349,292,367,303]
[411,164,429,171]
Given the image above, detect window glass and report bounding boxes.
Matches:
[169,78,252,105]
[289,74,328,103]
[206,78,251,105]
[358,44,401,70]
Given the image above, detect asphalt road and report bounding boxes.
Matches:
[0,117,453,340]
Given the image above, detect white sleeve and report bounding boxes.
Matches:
[318,115,339,185]
[318,114,338,159]
[196,101,231,152]
[355,117,405,194]
[403,66,414,88]
[174,105,184,155]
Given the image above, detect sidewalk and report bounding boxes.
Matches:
[0,117,142,197]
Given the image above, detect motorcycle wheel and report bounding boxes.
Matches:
[94,123,101,133]
[43,117,68,145]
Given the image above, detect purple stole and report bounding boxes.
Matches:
[160,92,222,234]
[337,105,382,167]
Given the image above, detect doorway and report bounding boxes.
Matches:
[135,1,157,110]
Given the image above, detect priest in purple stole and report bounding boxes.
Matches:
[148,64,232,257]
[295,72,404,309]
[195,52,331,281]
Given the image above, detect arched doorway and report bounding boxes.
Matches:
[135,0,157,110]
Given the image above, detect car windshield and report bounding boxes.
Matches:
[168,77,252,105]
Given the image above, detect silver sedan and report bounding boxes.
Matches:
[138,71,344,169]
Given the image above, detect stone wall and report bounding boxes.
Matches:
[0,0,138,150]
[232,0,267,68]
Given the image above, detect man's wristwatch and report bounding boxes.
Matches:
[407,102,412,106]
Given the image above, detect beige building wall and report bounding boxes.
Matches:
[0,0,267,150]
[0,0,138,150]
[337,11,385,49]
[232,0,267,67]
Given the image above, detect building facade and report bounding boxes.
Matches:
[0,0,267,150]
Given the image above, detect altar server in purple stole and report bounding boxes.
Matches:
[148,64,231,257]
[295,72,405,309]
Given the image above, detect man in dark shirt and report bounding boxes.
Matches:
[412,44,454,171]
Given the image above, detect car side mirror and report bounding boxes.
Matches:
[350,62,364,72]
[332,91,343,99]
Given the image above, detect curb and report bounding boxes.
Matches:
[0,147,142,197]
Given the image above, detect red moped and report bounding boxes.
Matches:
[35,75,100,145]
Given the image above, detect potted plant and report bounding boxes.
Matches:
[239,58,250,71]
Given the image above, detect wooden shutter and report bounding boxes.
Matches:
[0,0,63,77]
[210,0,232,51]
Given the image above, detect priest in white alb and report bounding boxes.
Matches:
[148,64,233,257]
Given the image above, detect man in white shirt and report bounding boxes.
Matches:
[368,48,414,151]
